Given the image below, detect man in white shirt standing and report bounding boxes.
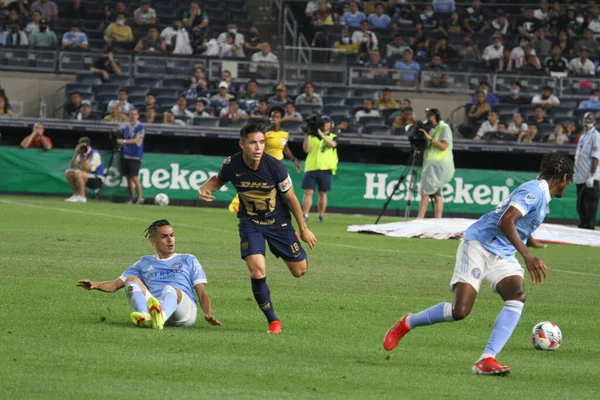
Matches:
[217,23,245,47]
[574,112,600,229]
[250,42,279,78]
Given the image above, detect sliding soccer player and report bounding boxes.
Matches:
[383,154,574,375]
[77,220,221,329]
[199,123,316,334]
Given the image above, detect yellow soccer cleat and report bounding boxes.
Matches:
[130,312,152,328]
[147,296,165,330]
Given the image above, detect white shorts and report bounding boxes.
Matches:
[143,288,198,327]
[450,240,524,293]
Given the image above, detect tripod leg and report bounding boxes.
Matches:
[375,169,410,224]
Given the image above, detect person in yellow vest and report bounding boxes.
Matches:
[416,108,455,219]
[229,106,301,212]
[301,115,339,222]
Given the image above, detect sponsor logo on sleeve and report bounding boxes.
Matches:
[525,193,536,204]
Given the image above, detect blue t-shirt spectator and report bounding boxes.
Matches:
[394,58,421,83]
[433,0,456,14]
[368,13,391,30]
[341,11,367,28]
[62,31,88,48]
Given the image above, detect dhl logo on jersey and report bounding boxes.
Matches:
[238,182,274,189]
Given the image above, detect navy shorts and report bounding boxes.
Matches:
[301,170,332,192]
[239,221,307,262]
[122,158,141,177]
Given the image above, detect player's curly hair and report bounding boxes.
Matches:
[539,154,574,183]
[144,219,171,238]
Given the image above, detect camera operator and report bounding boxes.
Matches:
[115,108,145,204]
[64,137,105,203]
[416,108,455,219]
[301,114,339,223]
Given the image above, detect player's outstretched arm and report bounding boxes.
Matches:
[281,186,317,249]
[77,279,125,293]
[194,283,222,326]
[498,207,547,284]
[198,176,224,202]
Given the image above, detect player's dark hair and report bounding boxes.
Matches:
[539,154,574,183]
[240,123,264,138]
[144,219,171,238]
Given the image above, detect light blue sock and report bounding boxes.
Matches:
[125,282,149,313]
[482,300,524,358]
[407,302,454,329]
[160,286,178,320]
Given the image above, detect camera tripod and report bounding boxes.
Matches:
[375,149,422,224]
[97,145,122,199]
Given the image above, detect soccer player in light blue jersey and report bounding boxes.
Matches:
[78,220,222,329]
[383,154,574,375]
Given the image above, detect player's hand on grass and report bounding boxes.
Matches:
[198,187,215,202]
[524,255,547,284]
[77,280,97,290]
[300,228,317,249]
[205,315,222,326]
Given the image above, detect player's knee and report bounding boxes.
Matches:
[291,267,307,278]
[451,304,471,321]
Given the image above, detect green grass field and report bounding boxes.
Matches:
[1,195,599,399]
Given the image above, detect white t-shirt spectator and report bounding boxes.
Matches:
[295,93,323,106]
[171,105,194,118]
[134,7,157,24]
[250,51,279,72]
[477,120,499,138]
[220,107,248,118]
[531,94,560,106]
[508,121,528,135]
[568,57,596,75]
[351,30,378,49]
[106,100,134,114]
[160,27,192,55]
[482,44,503,61]
[217,31,244,47]
[355,109,381,122]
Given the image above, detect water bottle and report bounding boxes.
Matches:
[39,97,47,119]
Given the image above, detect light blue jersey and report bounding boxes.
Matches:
[119,253,207,303]
[464,179,551,259]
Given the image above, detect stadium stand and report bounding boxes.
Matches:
[1,0,600,145]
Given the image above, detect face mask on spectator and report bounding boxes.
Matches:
[117,19,125,26]
[494,40,502,48]
[576,17,584,24]
[481,89,488,95]
[341,37,349,44]
[591,95,599,102]
[425,11,433,18]
[229,28,237,34]
[510,88,520,95]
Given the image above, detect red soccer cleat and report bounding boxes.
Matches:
[267,320,282,334]
[472,357,511,376]
[383,313,412,351]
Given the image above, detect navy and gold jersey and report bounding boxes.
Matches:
[217,152,293,227]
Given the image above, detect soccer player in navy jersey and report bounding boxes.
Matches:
[77,220,222,329]
[383,154,574,375]
[199,123,317,334]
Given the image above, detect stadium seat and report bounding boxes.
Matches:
[192,117,220,127]
[134,77,160,88]
[92,84,120,95]
[357,116,385,126]
[547,107,574,118]
[175,116,191,125]
[322,96,346,106]
[121,85,148,96]
[381,108,400,122]
[326,87,351,97]
[295,104,321,117]
[324,105,351,115]
[107,75,131,85]
[65,83,92,94]
[493,104,519,115]
[162,78,189,89]
[363,124,391,135]
[573,109,600,119]
[393,127,407,136]
[280,120,303,133]
[352,88,380,98]
[345,98,365,109]
[152,88,181,98]
[76,73,102,85]
[128,94,146,104]
[219,119,248,128]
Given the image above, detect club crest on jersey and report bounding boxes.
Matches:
[222,156,231,166]
[471,267,482,279]
[525,193,536,204]
[171,263,183,270]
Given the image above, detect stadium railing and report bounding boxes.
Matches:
[208,59,282,83]
[281,62,347,86]
[0,47,57,73]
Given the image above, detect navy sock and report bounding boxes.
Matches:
[251,277,278,323]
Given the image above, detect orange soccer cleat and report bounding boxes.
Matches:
[267,320,282,334]
[472,357,511,376]
[383,313,412,351]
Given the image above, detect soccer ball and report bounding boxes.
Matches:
[531,321,562,350]
[154,193,169,207]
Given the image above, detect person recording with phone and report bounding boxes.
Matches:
[64,137,105,203]
[416,108,455,219]
[301,114,339,223]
